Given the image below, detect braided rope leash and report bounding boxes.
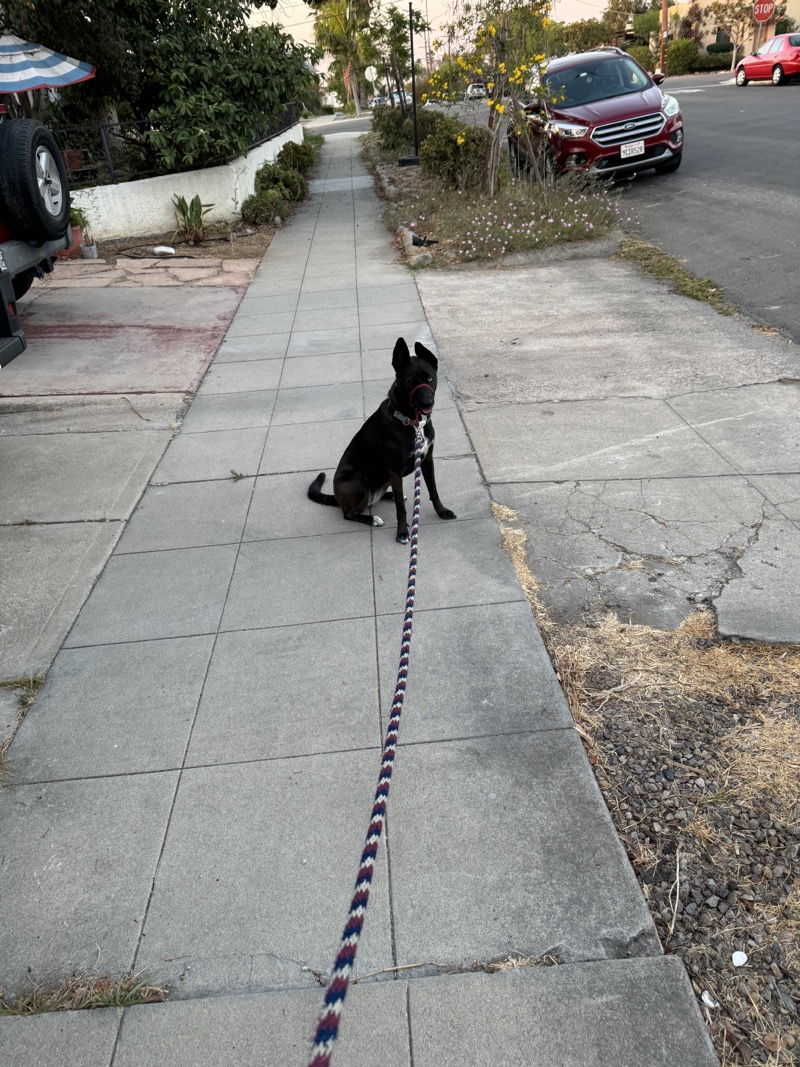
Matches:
[307,437,424,1067]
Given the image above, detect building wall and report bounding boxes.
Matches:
[71,122,305,241]
[670,0,800,58]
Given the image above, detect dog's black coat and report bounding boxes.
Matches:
[308,338,456,543]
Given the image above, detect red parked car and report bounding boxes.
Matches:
[508,47,684,178]
[735,33,800,85]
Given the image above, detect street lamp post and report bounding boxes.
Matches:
[398,1,420,165]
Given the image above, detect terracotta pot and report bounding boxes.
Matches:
[58,225,83,259]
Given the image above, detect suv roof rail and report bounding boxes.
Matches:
[589,45,627,55]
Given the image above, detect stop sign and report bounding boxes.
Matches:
[753,0,774,22]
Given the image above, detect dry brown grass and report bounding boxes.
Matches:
[0,972,167,1016]
[492,502,800,1066]
[0,676,44,778]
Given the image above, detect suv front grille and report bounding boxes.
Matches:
[591,112,665,147]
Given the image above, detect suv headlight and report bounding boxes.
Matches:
[546,120,589,138]
[662,94,681,117]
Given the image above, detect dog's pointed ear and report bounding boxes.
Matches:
[414,341,438,370]
[392,337,411,372]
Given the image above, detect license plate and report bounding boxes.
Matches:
[620,140,645,159]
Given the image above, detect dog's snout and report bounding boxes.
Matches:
[410,382,435,413]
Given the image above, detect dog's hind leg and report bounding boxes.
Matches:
[338,479,385,529]
[344,512,384,528]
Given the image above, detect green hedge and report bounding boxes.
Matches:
[372,105,407,149]
[419,115,486,191]
[691,52,733,70]
[666,39,698,75]
[627,45,655,72]
[242,188,290,225]
[255,163,308,202]
[372,104,446,151]
[277,140,317,174]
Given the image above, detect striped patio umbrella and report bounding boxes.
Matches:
[0,34,95,93]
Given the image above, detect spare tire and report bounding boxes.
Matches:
[0,119,70,241]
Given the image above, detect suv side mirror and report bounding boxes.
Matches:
[651,72,666,85]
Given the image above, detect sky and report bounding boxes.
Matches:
[261,0,610,52]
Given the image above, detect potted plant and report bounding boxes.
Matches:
[62,206,98,259]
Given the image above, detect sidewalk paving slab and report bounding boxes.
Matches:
[0,128,719,1066]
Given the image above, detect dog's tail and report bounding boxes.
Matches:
[308,473,338,507]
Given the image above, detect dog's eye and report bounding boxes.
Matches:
[426,375,433,383]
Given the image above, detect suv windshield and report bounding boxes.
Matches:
[544,56,652,108]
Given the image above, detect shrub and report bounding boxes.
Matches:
[666,39,698,75]
[172,193,212,245]
[372,104,407,150]
[627,45,655,72]
[278,140,316,174]
[255,163,308,202]
[241,187,290,225]
[419,116,486,191]
[706,41,732,54]
[691,52,732,70]
[411,108,446,144]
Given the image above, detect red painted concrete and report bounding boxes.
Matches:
[1,286,245,397]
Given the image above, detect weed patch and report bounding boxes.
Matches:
[617,237,738,316]
[367,132,621,267]
[0,675,45,778]
[0,972,167,1015]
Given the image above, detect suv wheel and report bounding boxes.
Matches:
[735,67,748,86]
[772,65,785,85]
[655,152,682,174]
[0,119,70,241]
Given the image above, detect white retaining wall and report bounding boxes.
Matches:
[71,122,305,241]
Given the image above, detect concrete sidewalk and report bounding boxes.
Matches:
[0,133,716,1064]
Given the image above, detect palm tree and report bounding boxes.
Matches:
[313,0,371,114]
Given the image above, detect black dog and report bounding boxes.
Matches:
[308,338,456,543]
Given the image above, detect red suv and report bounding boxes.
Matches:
[508,48,684,178]
[735,33,800,85]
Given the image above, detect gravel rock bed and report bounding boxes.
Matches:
[594,694,798,1065]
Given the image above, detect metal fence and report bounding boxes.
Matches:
[53,103,302,188]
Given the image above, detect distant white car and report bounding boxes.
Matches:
[466,82,487,99]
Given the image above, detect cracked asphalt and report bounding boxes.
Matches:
[416,252,800,642]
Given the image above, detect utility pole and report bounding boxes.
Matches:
[660,0,668,73]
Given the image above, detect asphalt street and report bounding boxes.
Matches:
[620,72,800,343]
[421,69,800,342]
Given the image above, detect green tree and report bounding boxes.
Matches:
[314,0,372,113]
[367,5,428,116]
[704,0,767,68]
[434,0,553,196]
[146,20,317,168]
[562,18,611,52]
[2,0,318,170]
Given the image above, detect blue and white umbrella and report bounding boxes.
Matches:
[0,34,95,94]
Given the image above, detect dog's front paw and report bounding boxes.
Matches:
[437,507,457,520]
[372,516,384,527]
[396,527,409,544]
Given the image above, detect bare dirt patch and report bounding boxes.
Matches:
[494,502,800,1066]
[96,220,279,268]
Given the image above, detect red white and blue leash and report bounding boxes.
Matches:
[307,436,424,1067]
